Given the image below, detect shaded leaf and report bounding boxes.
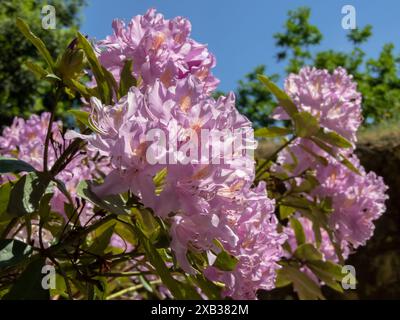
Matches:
[3,257,50,300]
[0,157,35,174]
[0,239,32,270]
[7,172,52,217]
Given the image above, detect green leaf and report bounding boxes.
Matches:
[16,18,54,70]
[88,223,116,255]
[315,128,353,148]
[275,267,292,288]
[279,205,296,220]
[255,126,292,138]
[306,260,344,292]
[340,154,362,175]
[190,275,222,300]
[0,182,12,217]
[0,240,32,270]
[280,195,313,210]
[45,74,62,82]
[7,172,53,217]
[133,224,200,299]
[118,59,137,98]
[3,257,50,300]
[0,157,35,174]
[112,216,138,246]
[38,193,53,224]
[294,243,323,261]
[310,138,361,175]
[213,249,239,272]
[102,65,118,99]
[281,265,325,300]
[257,75,297,116]
[76,180,129,215]
[77,32,111,104]
[67,109,100,133]
[133,208,160,242]
[24,61,48,79]
[64,78,96,99]
[292,112,320,138]
[290,217,306,245]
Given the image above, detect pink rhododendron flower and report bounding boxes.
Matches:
[313,156,388,249]
[273,66,362,144]
[96,8,219,94]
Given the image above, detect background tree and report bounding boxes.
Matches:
[235,7,400,127]
[0,0,86,126]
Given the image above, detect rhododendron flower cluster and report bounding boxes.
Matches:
[275,67,388,264]
[71,75,286,299]
[96,8,219,94]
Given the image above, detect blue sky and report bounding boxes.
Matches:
[81,0,400,92]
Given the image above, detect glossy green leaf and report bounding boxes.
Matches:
[275,267,292,288]
[307,260,344,292]
[340,154,362,175]
[279,205,296,220]
[88,223,116,255]
[0,182,12,217]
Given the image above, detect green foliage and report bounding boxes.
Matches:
[235,7,400,127]
[274,7,322,73]
[0,239,33,270]
[0,0,86,126]
[3,257,50,300]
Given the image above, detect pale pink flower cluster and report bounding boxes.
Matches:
[74,76,286,299]
[275,67,388,263]
[96,8,219,94]
[65,8,291,300]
